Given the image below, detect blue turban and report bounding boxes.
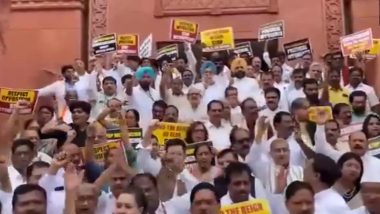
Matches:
[200,61,217,75]
[135,66,156,81]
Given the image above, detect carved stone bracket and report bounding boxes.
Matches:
[154,0,278,17]
[11,0,84,10]
[324,0,343,52]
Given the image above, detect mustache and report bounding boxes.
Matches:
[353,144,364,149]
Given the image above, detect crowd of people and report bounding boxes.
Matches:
[0,41,380,214]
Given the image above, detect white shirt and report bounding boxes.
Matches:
[230,105,244,126]
[259,135,306,167]
[286,86,306,108]
[8,165,25,191]
[345,82,380,111]
[75,73,92,101]
[314,188,351,213]
[205,120,233,151]
[254,88,289,112]
[0,190,12,214]
[282,63,294,83]
[194,82,227,106]
[127,85,161,131]
[38,80,67,118]
[179,104,208,124]
[91,92,128,118]
[232,77,260,102]
[315,124,380,182]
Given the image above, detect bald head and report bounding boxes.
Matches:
[270,138,290,166]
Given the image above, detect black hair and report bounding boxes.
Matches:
[271,64,283,73]
[165,138,186,153]
[152,100,168,110]
[126,109,140,127]
[11,139,35,154]
[349,90,367,103]
[312,153,341,187]
[194,143,213,158]
[337,152,363,191]
[292,68,306,76]
[158,55,173,68]
[26,161,50,180]
[207,100,224,112]
[185,121,208,144]
[121,74,133,84]
[217,148,238,160]
[225,162,251,184]
[176,54,188,64]
[349,66,364,76]
[166,105,179,114]
[240,97,257,112]
[362,114,380,138]
[325,119,340,130]
[303,78,319,89]
[260,71,274,79]
[190,182,220,204]
[229,127,249,145]
[131,173,158,188]
[61,65,74,75]
[102,76,117,85]
[273,111,292,127]
[285,181,314,201]
[290,98,308,114]
[264,87,280,98]
[332,103,350,117]
[122,185,147,213]
[12,184,47,209]
[38,105,55,115]
[69,100,92,115]
[224,86,238,98]
[127,55,142,64]
[329,69,341,76]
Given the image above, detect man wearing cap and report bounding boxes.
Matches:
[230,57,260,102]
[125,66,161,131]
[193,61,228,105]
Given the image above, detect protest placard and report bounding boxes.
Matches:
[117,34,139,54]
[139,34,153,58]
[307,106,333,123]
[152,122,189,146]
[368,136,380,158]
[258,20,284,41]
[220,199,271,214]
[229,41,253,57]
[283,38,311,61]
[156,44,179,62]
[340,28,373,56]
[185,141,213,164]
[0,88,38,114]
[92,33,117,55]
[170,19,199,44]
[106,128,143,149]
[200,27,235,52]
[349,39,380,60]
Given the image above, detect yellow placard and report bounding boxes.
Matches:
[368,39,380,55]
[91,141,121,163]
[220,199,271,214]
[173,19,197,34]
[307,106,333,123]
[117,34,138,46]
[200,27,235,52]
[152,122,189,146]
[0,88,38,114]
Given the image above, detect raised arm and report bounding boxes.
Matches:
[84,123,97,163]
[0,156,11,193]
[63,163,84,214]
[159,66,171,101]
[184,42,197,81]
[314,113,343,162]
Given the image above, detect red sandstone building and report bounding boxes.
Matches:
[0,0,379,90]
